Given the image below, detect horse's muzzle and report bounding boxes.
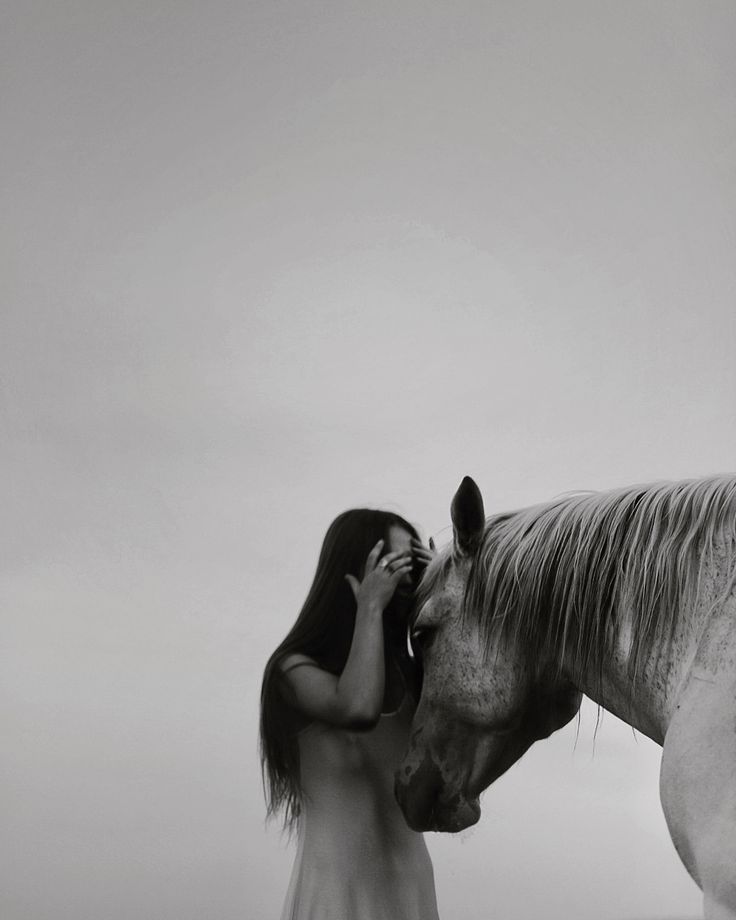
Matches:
[394,753,481,833]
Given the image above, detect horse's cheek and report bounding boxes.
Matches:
[430,638,488,720]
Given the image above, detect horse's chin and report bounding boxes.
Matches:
[397,776,481,833]
[429,793,481,833]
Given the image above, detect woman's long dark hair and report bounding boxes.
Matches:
[259,509,420,830]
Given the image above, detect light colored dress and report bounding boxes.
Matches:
[280,694,440,920]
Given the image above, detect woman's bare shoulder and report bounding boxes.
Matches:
[277,653,335,730]
[279,652,320,674]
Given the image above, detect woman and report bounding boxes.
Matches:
[260,509,439,920]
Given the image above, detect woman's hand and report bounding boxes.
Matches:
[411,536,436,579]
[345,539,413,612]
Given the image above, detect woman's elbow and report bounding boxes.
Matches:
[340,701,381,731]
[344,713,380,731]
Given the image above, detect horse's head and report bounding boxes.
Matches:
[395,476,582,833]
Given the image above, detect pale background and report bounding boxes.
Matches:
[2,2,735,919]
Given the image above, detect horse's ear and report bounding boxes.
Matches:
[451,476,485,556]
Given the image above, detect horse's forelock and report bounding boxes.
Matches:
[412,547,455,626]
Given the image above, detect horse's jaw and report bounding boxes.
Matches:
[394,748,481,832]
[395,717,543,832]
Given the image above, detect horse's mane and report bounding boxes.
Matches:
[464,475,736,686]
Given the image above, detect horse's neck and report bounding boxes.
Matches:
[569,542,735,745]
[575,620,674,743]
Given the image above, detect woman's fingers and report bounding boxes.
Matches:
[373,551,410,575]
[365,539,385,572]
[379,549,412,568]
[390,561,414,582]
[411,539,434,567]
[344,573,360,598]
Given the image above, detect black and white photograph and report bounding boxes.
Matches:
[3,3,735,919]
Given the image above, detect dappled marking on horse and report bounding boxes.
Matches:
[395,475,736,919]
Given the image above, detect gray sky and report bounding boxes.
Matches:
[2,2,735,918]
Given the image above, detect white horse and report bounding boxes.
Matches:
[395,475,736,919]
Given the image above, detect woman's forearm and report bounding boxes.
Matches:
[334,599,386,725]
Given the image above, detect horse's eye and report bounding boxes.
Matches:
[409,626,431,661]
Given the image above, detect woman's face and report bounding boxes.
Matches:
[386,525,415,593]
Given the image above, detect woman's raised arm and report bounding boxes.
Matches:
[280,539,412,730]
